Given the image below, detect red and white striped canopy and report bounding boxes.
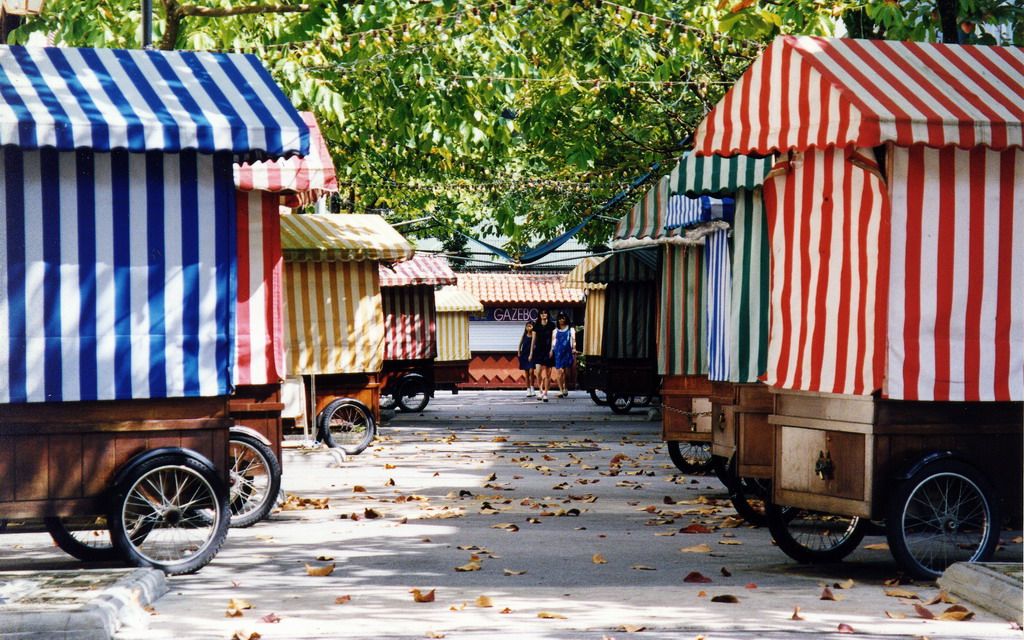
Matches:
[695,36,1024,156]
[234,111,338,206]
[379,255,457,287]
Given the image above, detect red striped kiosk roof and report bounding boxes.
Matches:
[695,35,1024,156]
[379,255,458,287]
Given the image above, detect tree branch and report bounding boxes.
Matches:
[159,1,310,49]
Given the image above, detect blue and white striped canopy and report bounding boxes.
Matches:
[664,194,735,230]
[0,45,308,159]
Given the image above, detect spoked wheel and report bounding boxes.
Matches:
[766,505,868,563]
[317,399,376,455]
[666,440,712,474]
[396,377,430,413]
[609,393,633,414]
[709,454,736,489]
[886,459,1001,580]
[108,452,229,575]
[44,516,119,562]
[227,433,282,528]
[589,389,609,406]
[634,394,654,407]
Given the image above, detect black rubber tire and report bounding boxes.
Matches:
[710,454,736,490]
[766,504,868,564]
[317,398,376,455]
[666,440,712,474]
[227,433,282,528]
[44,516,120,562]
[396,377,430,413]
[107,452,229,575]
[609,393,633,414]
[886,459,1001,580]
[730,476,773,527]
[589,389,609,406]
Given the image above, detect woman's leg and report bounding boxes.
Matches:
[538,365,550,397]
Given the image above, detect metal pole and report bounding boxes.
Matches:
[141,0,152,47]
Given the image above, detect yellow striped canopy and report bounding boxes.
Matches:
[436,313,472,362]
[435,287,484,313]
[562,256,608,291]
[283,260,384,375]
[280,213,414,263]
[582,289,606,356]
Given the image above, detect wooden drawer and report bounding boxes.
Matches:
[773,425,872,518]
[711,403,735,458]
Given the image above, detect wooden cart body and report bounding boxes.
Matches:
[232,112,339,457]
[0,45,308,520]
[280,213,414,423]
[694,36,1024,515]
[770,389,1023,520]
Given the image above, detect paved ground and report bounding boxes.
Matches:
[0,390,1020,639]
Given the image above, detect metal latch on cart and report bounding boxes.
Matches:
[815,451,834,480]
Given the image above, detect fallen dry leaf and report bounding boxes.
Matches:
[258,613,281,624]
[385,463,396,469]
[837,623,855,633]
[923,590,957,605]
[720,567,732,577]
[449,603,467,611]
[503,569,527,576]
[884,575,915,586]
[484,473,497,481]
[592,553,608,564]
[936,605,974,621]
[617,624,647,632]
[316,555,334,562]
[820,587,842,601]
[364,508,383,519]
[228,599,253,611]
[454,562,482,572]
[425,632,445,639]
[710,594,739,603]
[225,609,244,618]
[335,595,351,604]
[384,478,395,486]
[834,578,855,590]
[491,523,520,532]
[863,542,890,550]
[631,565,657,571]
[352,485,367,493]
[411,588,436,603]
[680,524,713,534]
[683,571,713,583]
[719,539,742,545]
[231,631,261,640]
[475,595,493,608]
[745,584,758,589]
[791,606,805,620]
[885,611,907,619]
[885,588,918,599]
[537,612,568,619]
[499,607,513,614]
[680,544,713,553]
[305,563,335,577]
[914,604,935,619]
[697,591,707,597]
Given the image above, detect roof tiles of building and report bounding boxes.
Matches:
[457,272,584,305]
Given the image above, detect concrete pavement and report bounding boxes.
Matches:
[0,390,1020,639]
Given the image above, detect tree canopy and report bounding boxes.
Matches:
[11,0,1022,255]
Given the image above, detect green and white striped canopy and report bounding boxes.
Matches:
[669,153,774,198]
[585,249,659,284]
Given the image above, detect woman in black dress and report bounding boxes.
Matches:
[517,321,536,396]
[530,309,556,402]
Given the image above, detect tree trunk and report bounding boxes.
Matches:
[936,0,959,43]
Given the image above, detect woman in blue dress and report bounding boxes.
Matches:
[550,312,576,398]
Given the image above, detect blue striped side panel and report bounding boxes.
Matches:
[0,147,236,404]
[705,230,732,382]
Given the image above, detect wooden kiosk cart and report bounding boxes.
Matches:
[433,286,485,394]
[663,153,776,522]
[694,35,1024,578]
[280,213,414,455]
[581,250,661,414]
[563,256,609,405]
[610,174,735,474]
[378,255,458,412]
[228,113,338,525]
[0,46,309,573]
